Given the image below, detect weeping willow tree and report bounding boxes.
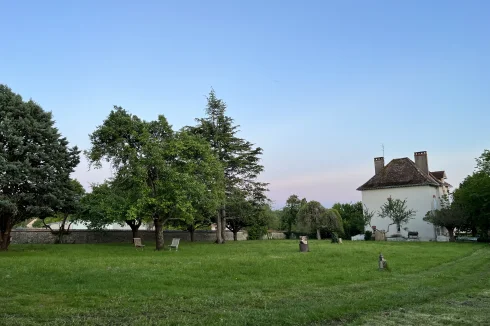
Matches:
[297,201,344,240]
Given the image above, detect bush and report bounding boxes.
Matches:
[247,224,268,240]
[331,232,339,243]
[364,230,372,241]
[32,219,45,228]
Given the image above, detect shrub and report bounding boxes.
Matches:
[247,224,268,240]
[331,232,339,243]
[364,230,372,241]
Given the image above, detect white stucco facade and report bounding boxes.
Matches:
[362,185,445,241]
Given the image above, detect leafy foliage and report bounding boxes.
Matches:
[476,149,490,175]
[40,179,85,243]
[246,224,268,240]
[297,201,343,240]
[281,195,305,238]
[363,204,375,228]
[0,85,80,250]
[186,89,268,243]
[424,194,468,242]
[86,107,224,250]
[378,197,416,233]
[332,202,363,238]
[453,171,490,236]
[364,230,373,241]
[225,187,253,240]
[76,175,149,238]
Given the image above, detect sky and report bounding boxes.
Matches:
[1,0,489,208]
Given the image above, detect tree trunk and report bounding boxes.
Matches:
[154,218,164,251]
[471,227,477,237]
[316,228,321,240]
[56,213,69,244]
[448,228,456,242]
[215,211,223,244]
[0,226,12,251]
[220,207,226,243]
[190,227,195,242]
[126,220,141,240]
[288,223,292,239]
[233,230,238,241]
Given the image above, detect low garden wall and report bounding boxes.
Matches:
[10,229,247,244]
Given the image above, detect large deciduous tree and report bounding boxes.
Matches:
[77,178,147,239]
[297,201,343,240]
[332,202,364,238]
[476,149,490,175]
[86,107,224,250]
[424,194,468,242]
[187,89,268,244]
[378,197,416,234]
[282,194,304,238]
[453,172,490,237]
[225,187,253,241]
[0,85,80,251]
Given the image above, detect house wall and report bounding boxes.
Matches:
[362,185,441,241]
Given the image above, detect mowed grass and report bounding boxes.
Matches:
[1,241,489,325]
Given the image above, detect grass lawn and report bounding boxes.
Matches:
[1,240,489,325]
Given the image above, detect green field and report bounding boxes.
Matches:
[1,241,489,325]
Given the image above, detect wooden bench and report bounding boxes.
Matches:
[133,238,145,250]
[407,231,419,239]
[169,238,180,251]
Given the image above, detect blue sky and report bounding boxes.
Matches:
[1,0,489,208]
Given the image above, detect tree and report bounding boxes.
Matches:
[323,208,344,238]
[268,208,283,230]
[331,202,364,238]
[476,149,490,175]
[225,187,253,241]
[76,178,148,239]
[453,171,490,237]
[182,211,212,242]
[0,85,80,251]
[246,203,275,240]
[282,195,304,238]
[378,197,416,234]
[297,201,343,240]
[86,107,224,250]
[424,194,468,242]
[186,89,268,244]
[363,204,375,228]
[41,179,85,243]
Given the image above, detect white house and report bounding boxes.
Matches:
[357,151,451,241]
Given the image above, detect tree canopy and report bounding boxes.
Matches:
[378,197,416,233]
[86,107,224,250]
[424,194,468,242]
[332,202,364,238]
[0,85,80,251]
[453,171,490,237]
[297,201,343,240]
[186,89,268,243]
[281,194,305,238]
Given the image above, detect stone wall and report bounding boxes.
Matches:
[10,229,247,244]
[261,232,287,240]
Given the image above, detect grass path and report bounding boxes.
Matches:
[1,241,488,325]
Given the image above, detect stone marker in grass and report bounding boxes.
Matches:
[299,236,309,252]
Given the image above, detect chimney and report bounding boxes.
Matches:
[414,151,429,175]
[374,157,384,175]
